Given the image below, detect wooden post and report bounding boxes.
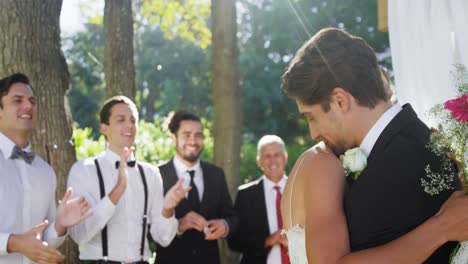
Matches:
[378,0,388,32]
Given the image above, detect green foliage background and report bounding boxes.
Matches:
[66,0,389,183]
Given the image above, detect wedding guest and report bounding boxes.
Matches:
[0,73,91,264]
[155,110,237,264]
[228,135,290,264]
[67,96,189,263]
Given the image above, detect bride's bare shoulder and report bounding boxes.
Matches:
[296,141,338,166]
[291,141,343,182]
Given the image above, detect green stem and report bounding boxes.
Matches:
[460,134,468,194]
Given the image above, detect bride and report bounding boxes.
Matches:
[281,142,348,264]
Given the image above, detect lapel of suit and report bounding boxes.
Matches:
[255,179,271,237]
[199,161,211,213]
[366,104,417,165]
[164,158,179,192]
[164,158,195,217]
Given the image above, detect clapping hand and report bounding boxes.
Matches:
[7,221,65,264]
[55,187,92,236]
[109,146,135,205]
[116,146,135,189]
[163,178,191,217]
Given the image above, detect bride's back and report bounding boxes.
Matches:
[281,142,345,264]
[282,142,331,229]
[282,154,307,229]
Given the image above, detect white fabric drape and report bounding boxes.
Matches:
[388,0,468,126]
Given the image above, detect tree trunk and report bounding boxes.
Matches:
[211,0,241,263]
[104,0,136,100]
[0,0,79,263]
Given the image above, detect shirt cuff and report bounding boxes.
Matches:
[160,213,177,227]
[153,214,178,246]
[176,225,184,236]
[102,195,117,213]
[43,221,67,248]
[0,233,11,255]
[222,219,230,238]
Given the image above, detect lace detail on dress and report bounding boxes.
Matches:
[282,225,307,264]
[451,241,468,264]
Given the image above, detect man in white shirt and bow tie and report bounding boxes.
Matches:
[0,73,91,264]
[67,95,189,263]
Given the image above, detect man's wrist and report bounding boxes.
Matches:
[430,214,449,245]
[221,219,229,238]
[6,234,19,254]
[109,184,125,205]
[177,219,186,235]
[54,222,67,237]
[176,227,185,236]
[162,208,174,218]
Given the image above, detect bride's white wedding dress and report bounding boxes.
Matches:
[282,157,308,264]
[282,225,307,264]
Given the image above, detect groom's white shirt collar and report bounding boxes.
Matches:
[360,103,402,158]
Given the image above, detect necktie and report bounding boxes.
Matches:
[115,160,136,168]
[10,145,35,164]
[274,185,290,264]
[187,170,200,209]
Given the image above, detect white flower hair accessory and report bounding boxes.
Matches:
[340,147,367,180]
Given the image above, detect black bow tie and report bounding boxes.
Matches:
[115,160,136,168]
[10,145,35,164]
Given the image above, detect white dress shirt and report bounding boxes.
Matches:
[173,155,204,201]
[263,175,288,264]
[67,149,178,262]
[360,104,403,158]
[0,132,65,264]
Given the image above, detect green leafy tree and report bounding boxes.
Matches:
[238,0,390,144]
[64,24,105,138]
[136,27,211,121]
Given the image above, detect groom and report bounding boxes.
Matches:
[282,27,468,263]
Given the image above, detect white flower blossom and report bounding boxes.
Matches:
[340,147,367,180]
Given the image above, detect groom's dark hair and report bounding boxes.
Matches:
[281,27,387,111]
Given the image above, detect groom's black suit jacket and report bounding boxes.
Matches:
[344,104,459,263]
[155,158,237,264]
[228,178,272,264]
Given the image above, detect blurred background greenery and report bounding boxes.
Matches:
[66,0,390,182]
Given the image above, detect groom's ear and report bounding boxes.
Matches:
[330,87,352,113]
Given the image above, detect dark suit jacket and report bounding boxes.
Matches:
[228,178,272,264]
[155,158,237,264]
[344,104,459,263]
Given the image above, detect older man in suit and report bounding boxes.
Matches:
[228,135,290,264]
[155,110,237,264]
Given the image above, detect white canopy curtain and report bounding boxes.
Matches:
[388,0,468,126]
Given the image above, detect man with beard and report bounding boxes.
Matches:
[155,110,237,264]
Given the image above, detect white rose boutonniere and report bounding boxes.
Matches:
[340,147,367,180]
